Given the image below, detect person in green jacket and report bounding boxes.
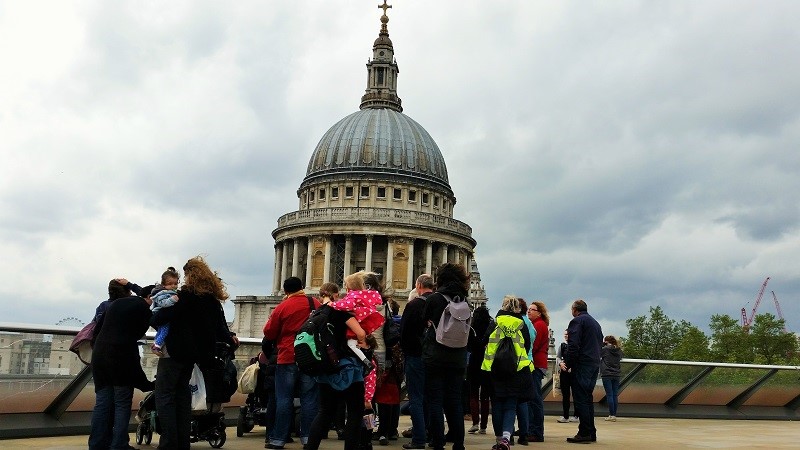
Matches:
[481,295,533,450]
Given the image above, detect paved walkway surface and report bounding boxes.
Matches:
[2,416,797,449]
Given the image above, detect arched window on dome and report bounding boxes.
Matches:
[377,67,385,86]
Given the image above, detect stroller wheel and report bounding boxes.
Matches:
[208,429,226,448]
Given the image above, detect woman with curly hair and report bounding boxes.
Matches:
[150,256,239,449]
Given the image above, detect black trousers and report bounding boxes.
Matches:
[560,370,573,418]
[306,382,365,450]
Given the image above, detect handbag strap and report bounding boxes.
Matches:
[306,295,316,313]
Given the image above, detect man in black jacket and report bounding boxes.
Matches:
[89,280,153,450]
[421,264,470,450]
[561,299,603,444]
[399,274,433,449]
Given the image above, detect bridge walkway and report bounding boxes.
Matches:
[1,415,796,449]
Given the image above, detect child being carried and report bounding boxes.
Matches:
[329,271,385,370]
[150,267,180,357]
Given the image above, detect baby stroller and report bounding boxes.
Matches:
[136,343,236,448]
[236,351,272,437]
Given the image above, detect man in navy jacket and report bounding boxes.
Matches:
[561,299,603,444]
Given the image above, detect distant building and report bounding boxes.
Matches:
[232,6,483,338]
[0,332,51,375]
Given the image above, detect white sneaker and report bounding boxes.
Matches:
[604,415,615,421]
[557,416,570,423]
[569,416,579,422]
[611,415,617,422]
[479,428,487,434]
[468,425,480,433]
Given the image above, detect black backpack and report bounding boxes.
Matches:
[294,298,341,376]
[491,329,519,376]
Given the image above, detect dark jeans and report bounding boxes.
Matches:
[516,401,529,439]
[425,364,465,450]
[527,368,544,439]
[155,357,194,450]
[270,363,319,446]
[405,355,427,445]
[491,396,517,439]
[572,363,599,438]
[560,371,573,418]
[468,370,490,429]
[602,377,620,416]
[264,388,276,442]
[307,382,364,450]
[88,385,134,450]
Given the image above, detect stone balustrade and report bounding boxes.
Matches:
[276,207,473,237]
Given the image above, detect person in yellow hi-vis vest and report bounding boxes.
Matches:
[481,295,534,450]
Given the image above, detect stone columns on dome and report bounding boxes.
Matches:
[273,243,282,294]
[306,237,314,287]
[386,237,394,290]
[344,235,353,278]
[441,244,448,265]
[407,238,415,289]
[465,252,471,273]
[281,241,290,290]
[291,239,300,277]
[365,234,374,271]
[323,235,332,283]
[425,240,433,275]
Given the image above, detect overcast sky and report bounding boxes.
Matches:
[2,1,798,341]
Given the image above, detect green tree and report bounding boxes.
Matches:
[624,306,680,360]
[672,321,710,361]
[749,313,798,364]
[709,314,752,363]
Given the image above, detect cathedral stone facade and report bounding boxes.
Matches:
[232,6,483,338]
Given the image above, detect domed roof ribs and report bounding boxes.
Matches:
[360,1,403,112]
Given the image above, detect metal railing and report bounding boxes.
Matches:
[1,322,798,439]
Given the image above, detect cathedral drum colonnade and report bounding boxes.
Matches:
[232,2,485,338]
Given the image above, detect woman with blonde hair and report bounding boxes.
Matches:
[481,295,533,450]
[151,256,238,449]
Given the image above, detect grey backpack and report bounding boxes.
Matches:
[434,294,472,348]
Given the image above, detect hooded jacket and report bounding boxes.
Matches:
[600,344,623,378]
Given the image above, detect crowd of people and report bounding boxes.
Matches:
[86,259,623,450]
[258,265,623,450]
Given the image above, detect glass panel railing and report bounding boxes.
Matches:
[618,363,707,404]
[0,330,84,414]
[742,369,800,407]
[681,367,767,406]
[0,326,265,414]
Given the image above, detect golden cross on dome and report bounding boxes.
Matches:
[378,0,392,16]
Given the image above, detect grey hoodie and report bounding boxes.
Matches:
[600,344,623,378]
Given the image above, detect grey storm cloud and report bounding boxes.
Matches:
[1,1,799,340]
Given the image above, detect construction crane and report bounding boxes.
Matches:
[771,291,788,333]
[741,276,770,329]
